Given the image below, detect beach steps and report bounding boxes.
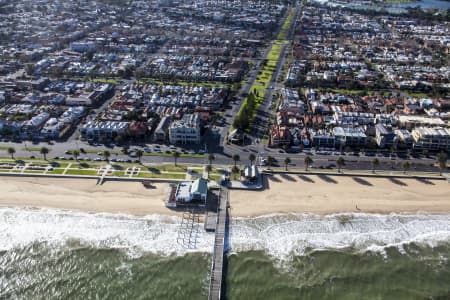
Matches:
[208,188,228,300]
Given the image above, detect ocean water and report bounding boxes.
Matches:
[1,208,450,299]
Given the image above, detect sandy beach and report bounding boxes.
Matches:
[0,177,175,216]
[0,175,449,216]
[230,174,450,216]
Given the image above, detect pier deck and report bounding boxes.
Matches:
[208,188,228,300]
[205,211,218,232]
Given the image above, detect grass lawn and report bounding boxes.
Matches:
[148,164,188,173]
[90,78,118,84]
[136,172,186,180]
[277,8,296,40]
[235,39,287,131]
[50,168,66,175]
[112,170,128,177]
[65,169,98,176]
[407,92,429,98]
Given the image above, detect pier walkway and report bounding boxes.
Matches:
[208,187,229,300]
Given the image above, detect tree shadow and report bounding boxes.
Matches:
[267,174,281,182]
[352,177,373,186]
[388,177,407,186]
[318,174,338,184]
[416,178,435,185]
[280,173,297,182]
[298,174,315,183]
[148,167,161,174]
[263,174,270,189]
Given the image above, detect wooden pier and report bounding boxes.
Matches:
[208,188,228,300]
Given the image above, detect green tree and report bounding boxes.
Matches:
[136,149,143,164]
[249,153,256,165]
[103,150,111,162]
[208,153,215,166]
[173,151,180,166]
[72,149,80,161]
[402,161,411,174]
[7,147,15,159]
[336,157,345,173]
[371,158,379,173]
[205,164,213,179]
[232,154,240,167]
[40,147,49,160]
[304,156,313,171]
[231,165,240,179]
[436,152,448,175]
[284,157,291,171]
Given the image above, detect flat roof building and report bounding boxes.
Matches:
[175,178,208,204]
[169,113,201,144]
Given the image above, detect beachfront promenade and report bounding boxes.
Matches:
[208,187,229,300]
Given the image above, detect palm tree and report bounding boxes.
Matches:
[371,158,379,173]
[436,151,448,175]
[103,150,111,162]
[265,156,274,170]
[231,165,240,179]
[136,149,143,164]
[232,154,240,167]
[208,153,215,166]
[40,147,49,160]
[249,153,256,165]
[7,147,15,159]
[205,164,213,179]
[336,157,345,173]
[284,157,291,171]
[173,151,180,166]
[402,161,410,174]
[304,156,313,171]
[72,149,80,161]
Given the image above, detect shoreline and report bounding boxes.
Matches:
[0,175,449,217]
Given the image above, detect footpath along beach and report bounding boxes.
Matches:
[0,175,448,216]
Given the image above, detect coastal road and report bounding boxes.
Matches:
[0,139,441,174]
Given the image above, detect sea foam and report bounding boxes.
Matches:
[0,207,214,256]
[1,208,450,260]
[229,213,450,259]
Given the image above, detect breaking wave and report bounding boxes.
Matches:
[1,208,450,260]
[230,213,450,259]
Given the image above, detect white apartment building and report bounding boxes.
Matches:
[411,127,450,151]
[169,113,201,144]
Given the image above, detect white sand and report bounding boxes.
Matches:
[0,177,176,216]
[230,174,450,217]
[0,175,449,217]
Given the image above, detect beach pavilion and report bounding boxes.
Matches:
[174,178,208,204]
